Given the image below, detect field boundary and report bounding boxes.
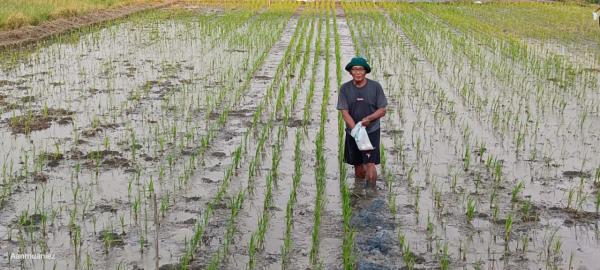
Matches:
[0,1,177,50]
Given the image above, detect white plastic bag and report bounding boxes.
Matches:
[594,12,599,21]
[350,122,374,151]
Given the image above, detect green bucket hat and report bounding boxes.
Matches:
[345,57,371,73]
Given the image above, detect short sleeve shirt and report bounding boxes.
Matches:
[337,78,387,133]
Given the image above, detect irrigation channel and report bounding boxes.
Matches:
[0,1,599,270]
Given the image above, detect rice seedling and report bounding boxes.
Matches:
[439,242,450,270]
[520,234,529,254]
[566,188,575,210]
[594,191,600,214]
[426,213,434,239]
[466,196,476,223]
[511,181,525,203]
[463,141,471,171]
[505,214,513,245]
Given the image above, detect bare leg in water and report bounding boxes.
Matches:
[365,163,377,188]
[355,164,377,188]
[354,165,366,180]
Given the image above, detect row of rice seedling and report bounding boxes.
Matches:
[332,4,356,269]
[181,4,340,269]
[246,4,339,269]
[281,11,315,269]
[237,10,313,270]
[308,6,333,267]
[177,4,300,269]
[301,11,323,127]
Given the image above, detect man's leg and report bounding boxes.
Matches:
[365,163,377,187]
[354,165,366,179]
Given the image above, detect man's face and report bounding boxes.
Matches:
[350,66,366,82]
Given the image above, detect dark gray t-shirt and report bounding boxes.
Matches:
[337,78,388,133]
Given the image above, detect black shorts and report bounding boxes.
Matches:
[344,128,380,165]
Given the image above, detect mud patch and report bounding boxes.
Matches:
[92,203,118,214]
[546,206,600,224]
[37,152,64,167]
[7,108,74,134]
[562,170,591,179]
[13,213,44,228]
[84,150,130,168]
[81,127,103,137]
[32,172,49,183]
[287,118,303,128]
[98,230,125,248]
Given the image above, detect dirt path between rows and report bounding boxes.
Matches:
[0,1,177,50]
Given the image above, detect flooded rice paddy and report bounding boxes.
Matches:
[0,2,599,270]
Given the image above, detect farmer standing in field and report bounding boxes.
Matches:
[337,57,388,189]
